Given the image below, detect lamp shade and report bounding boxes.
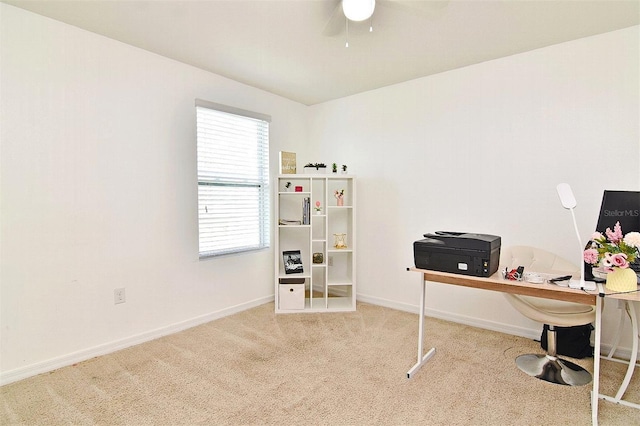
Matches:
[557,183,577,209]
[342,0,376,22]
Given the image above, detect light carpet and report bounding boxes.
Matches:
[1,302,638,425]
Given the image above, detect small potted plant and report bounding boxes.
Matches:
[341,164,348,174]
[314,201,322,214]
[332,163,337,173]
[334,189,345,206]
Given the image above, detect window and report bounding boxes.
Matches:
[196,99,270,257]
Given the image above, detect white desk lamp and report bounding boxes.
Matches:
[556,183,596,291]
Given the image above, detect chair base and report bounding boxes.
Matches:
[516,354,592,386]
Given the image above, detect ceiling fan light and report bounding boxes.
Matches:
[342,0,375,22]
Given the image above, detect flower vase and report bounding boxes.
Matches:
[337,198,344,207]
[605,267,637,292]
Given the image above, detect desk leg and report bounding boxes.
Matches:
[604,305,625,359]
[592,295,603,426]
[407,275,436,378]
[599,301,640,410]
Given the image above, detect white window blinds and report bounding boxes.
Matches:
[196,100,270,257]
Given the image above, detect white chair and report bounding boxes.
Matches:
[502,246,596,386]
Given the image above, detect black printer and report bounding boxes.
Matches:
[414,231,501,277]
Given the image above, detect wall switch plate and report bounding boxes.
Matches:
[114,288,126,304]
[328,256,333,266]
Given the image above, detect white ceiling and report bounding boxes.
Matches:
[4,0,639,105]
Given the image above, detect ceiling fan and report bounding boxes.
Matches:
[323,0,449,43]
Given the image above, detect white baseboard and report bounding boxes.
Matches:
[356,293,638,361]
[356,293,540,339]
[0,295,274,386]
[3,293,635,386]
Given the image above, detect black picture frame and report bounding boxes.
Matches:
[283,250,303,274]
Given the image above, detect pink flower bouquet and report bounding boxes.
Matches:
[583,221,640,272]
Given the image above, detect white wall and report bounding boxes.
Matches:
[309,26,639,349]
[0,4,309,383]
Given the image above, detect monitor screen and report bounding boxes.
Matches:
[595,190,640,234]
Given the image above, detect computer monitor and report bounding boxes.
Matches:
[595,190,640,234]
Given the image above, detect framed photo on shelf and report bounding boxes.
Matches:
[283,250,303,274]
[279,151,297,174]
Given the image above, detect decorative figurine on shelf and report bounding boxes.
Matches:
[284,182,291,192]
[314,201,322,214]
[334,189,345,206]
[303,163,327,174]
[341,164,348,174]
[332,163,338,173]
[313,252,324,264]
[333,233,347,249]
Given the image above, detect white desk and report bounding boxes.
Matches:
[407,267,639,425]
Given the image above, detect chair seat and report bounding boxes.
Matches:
[505,294,596,327]
[521,296,594,314]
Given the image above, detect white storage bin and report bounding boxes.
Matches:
[278,283,305,310]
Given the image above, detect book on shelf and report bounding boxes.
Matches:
[302,197,310,225]
[279,219,302,225]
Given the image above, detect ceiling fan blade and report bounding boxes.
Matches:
[322,1,346,36]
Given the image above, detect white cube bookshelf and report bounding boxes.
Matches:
[275,174,356,313]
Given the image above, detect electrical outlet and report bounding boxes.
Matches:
[328,256,333,266]
[114,288,126,304]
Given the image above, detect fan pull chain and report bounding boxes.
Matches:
[345,17,349,47]
[344,16,373,47]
